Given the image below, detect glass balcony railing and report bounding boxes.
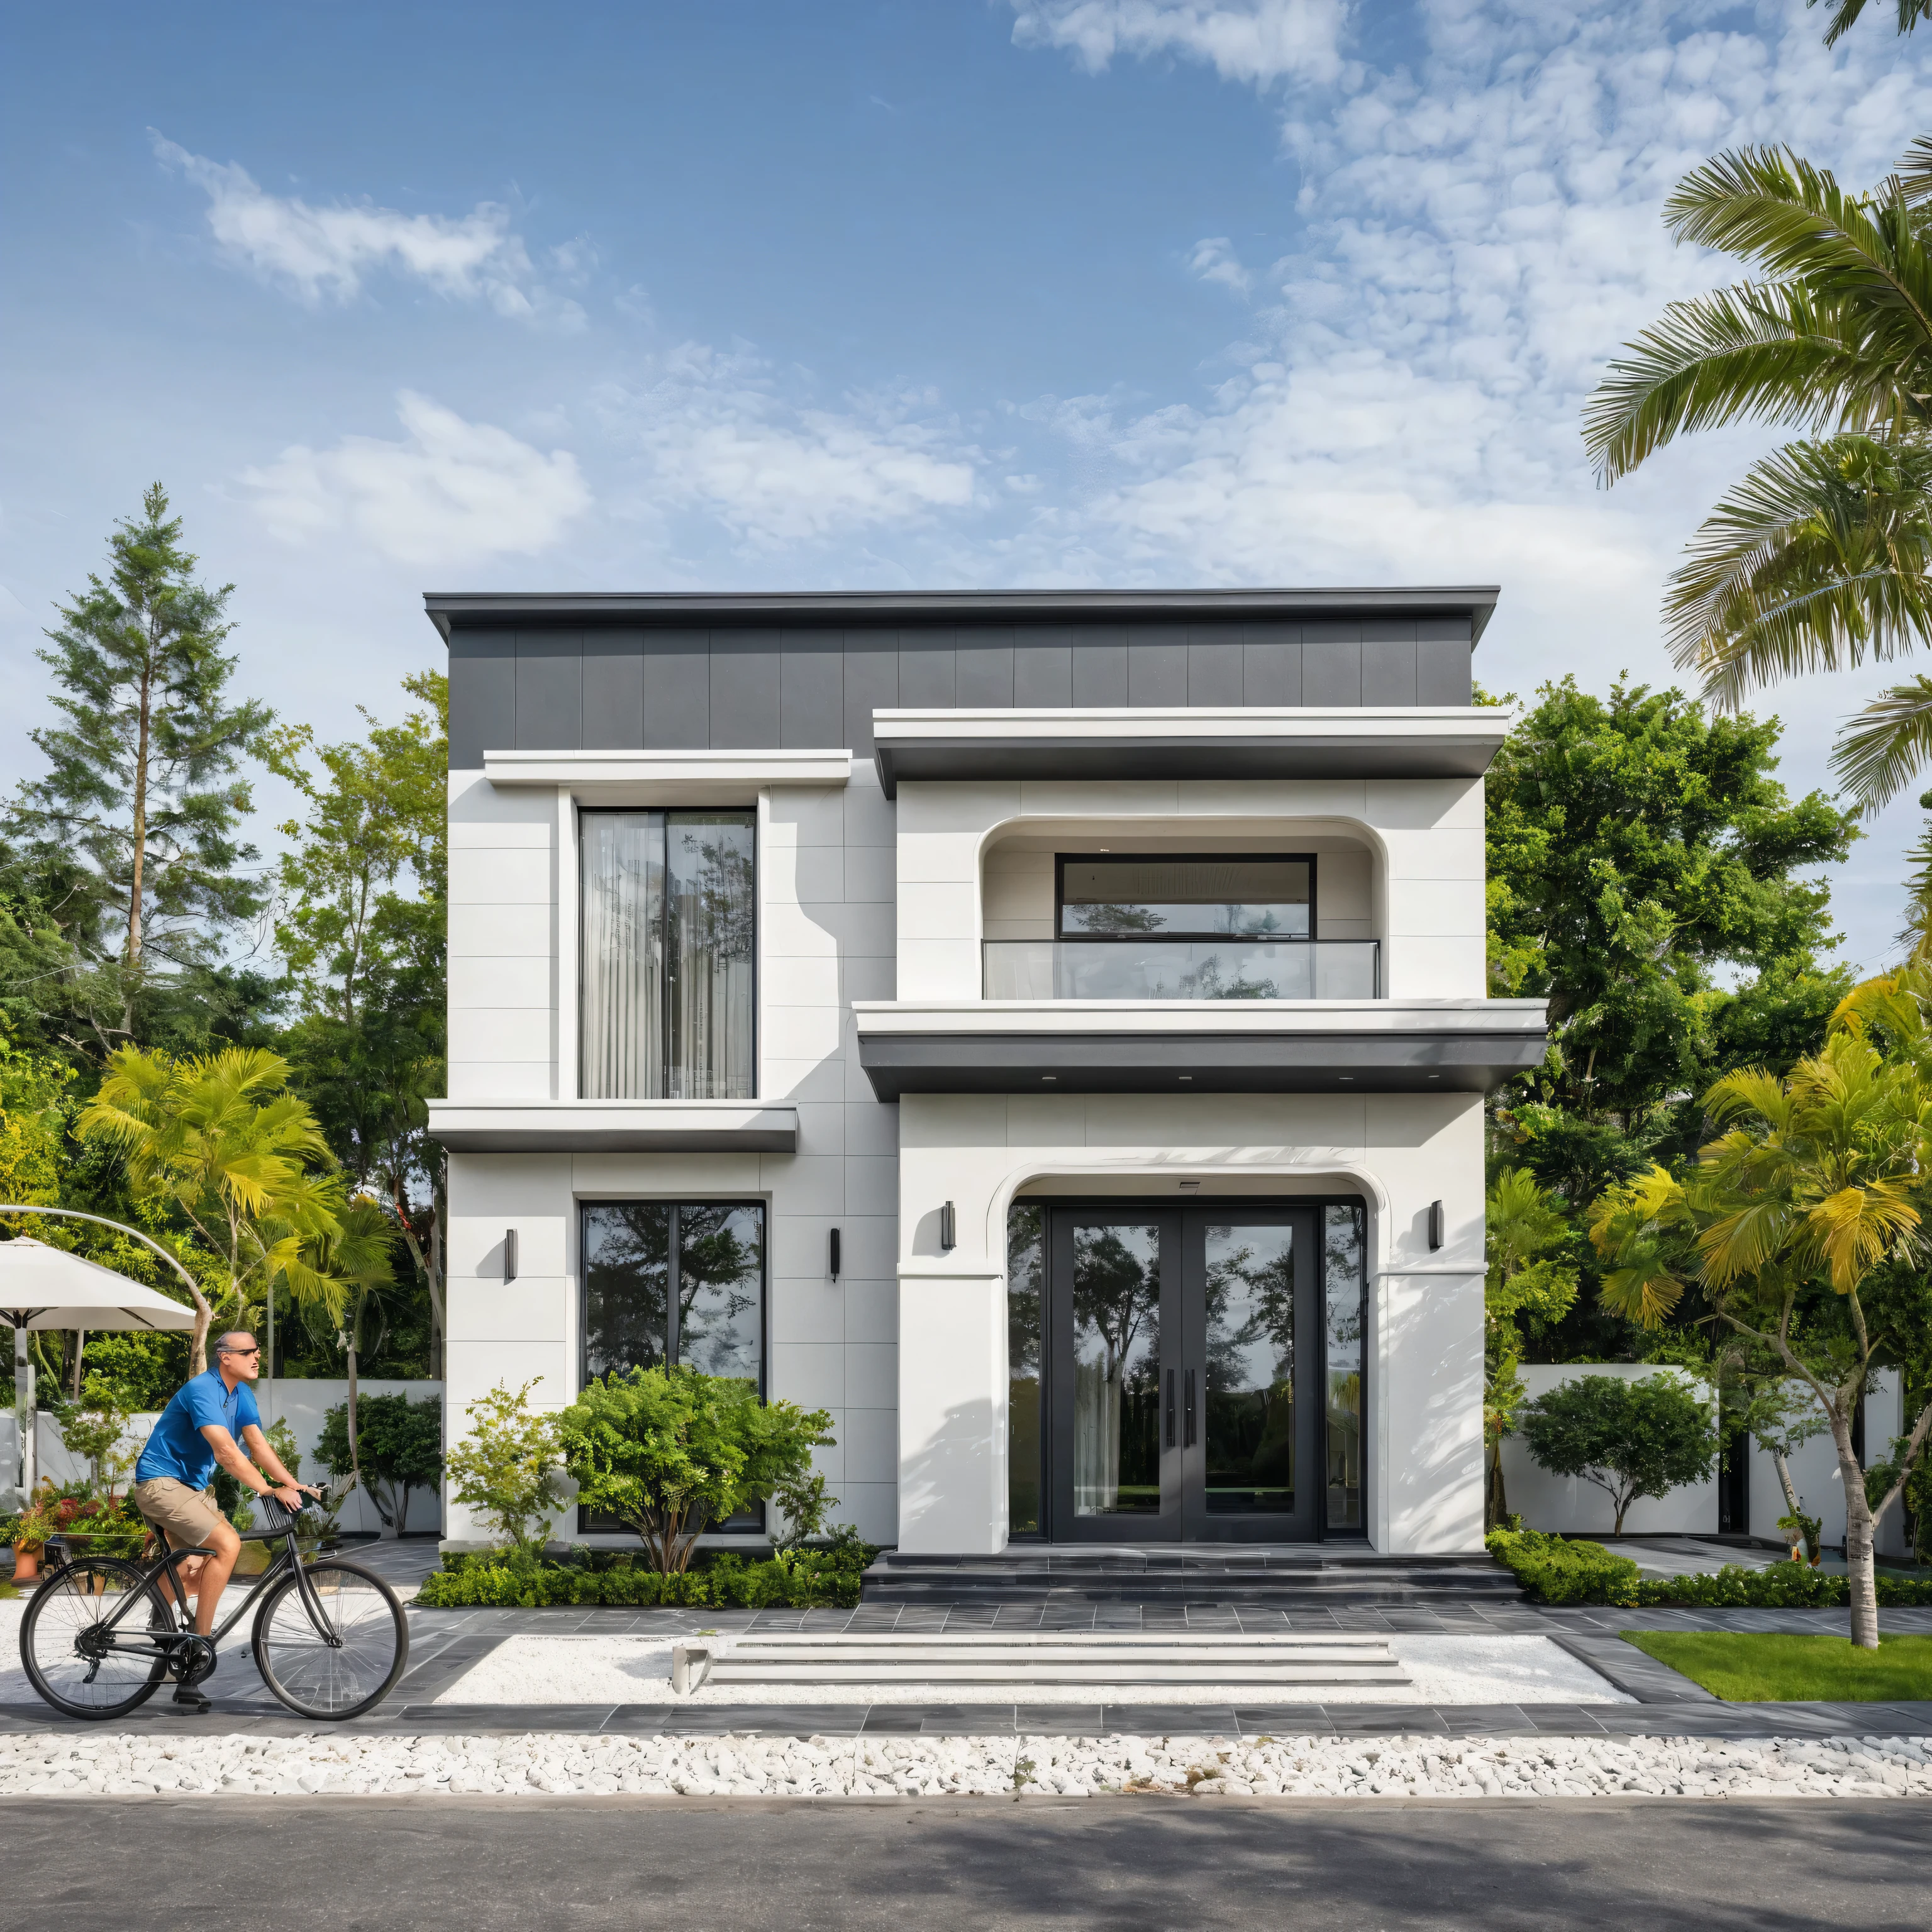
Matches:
[982,939,1380,1001]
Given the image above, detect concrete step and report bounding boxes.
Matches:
[672,1629,1410,1694]
[860,1568,1522,1607]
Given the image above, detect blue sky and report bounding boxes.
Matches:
[4,1,1931,972]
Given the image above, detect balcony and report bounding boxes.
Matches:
[984,938,1379,1002]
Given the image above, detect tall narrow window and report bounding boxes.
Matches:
[1323,1203,1367,1531]
[582,809,755,1099]
[580,1200,767,1532]
[1006,1203,1045,1537]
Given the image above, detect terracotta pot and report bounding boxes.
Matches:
[11,1545,40,1584]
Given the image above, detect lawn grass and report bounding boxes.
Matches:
[1623,1630,1932,1702]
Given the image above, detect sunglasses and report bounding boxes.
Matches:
[222,1346,262,1358]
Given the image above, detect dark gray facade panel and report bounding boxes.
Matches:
[780,631,845,747]
[580,630,645,750]
[710,629,782,747]
[1304,625,1363,707]
[1362,636,1419,708]
[1072,629,1130,706]
[641,631,711,749]
[1187,626,1244,706]
[448,630,516,767]
[515,631,583,750]
[1128,625,1189,706]
[898,633,957,708]
[1417,636,1474,706]
[843,635,898,757]
[1416,614,1472,643]
[1243,625,1303,706]
[955,630,1016,708]
[1013,627,1074,707]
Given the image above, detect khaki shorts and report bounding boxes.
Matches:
[131,1477,225,1550]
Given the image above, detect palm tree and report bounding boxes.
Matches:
[77,1045,351,1372]
[1589,1031,1932,1647]
[1811,0,1932,47]
[1584,139,1932,812]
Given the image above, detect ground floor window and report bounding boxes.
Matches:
[1007,1203,1045,1536]
[580,1199,765,1531]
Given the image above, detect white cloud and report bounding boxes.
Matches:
[1187,235,1253,294]
[598,346,980,547]
[151,133,584,328]
[1011,0,1349,87]
[242,392,591,565]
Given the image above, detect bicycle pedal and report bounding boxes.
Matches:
[170,1684,213,1713]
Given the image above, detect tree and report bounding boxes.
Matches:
[555,1366,832,1574]
[1516,1373,1719,1535]
[75,1045,352,1372]
[52,1377,138,1500]
[444,1380,564,1560]
[1591,1024,1932,1646]
[267,672,448,1372]
[319,1390,442,1536]
[3,485,272,1046]
[1484,1170,1579,1528]
[1811,0,1932,47]
[1584,140,1932,815]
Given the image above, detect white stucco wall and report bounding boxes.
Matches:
[894,1088,1487,1556]
[440,760,902,1549]
[895,775,1486,1002]
[1499,1364,1719,1536]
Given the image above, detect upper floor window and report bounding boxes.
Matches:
[1058,856,1313,940]
[581,809,755,1100]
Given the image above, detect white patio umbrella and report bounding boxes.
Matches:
[1,1231,198,1505]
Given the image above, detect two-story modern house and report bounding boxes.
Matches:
[426,589,1546,1558]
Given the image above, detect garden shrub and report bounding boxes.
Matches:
[1486,1526,1641,1604]
[1487,1528,1932,1608]
[414,1530,879,1611]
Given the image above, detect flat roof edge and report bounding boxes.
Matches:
[423,586,1502,646]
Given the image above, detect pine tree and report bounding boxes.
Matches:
[7,484,273,1048]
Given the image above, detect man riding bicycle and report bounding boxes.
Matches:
[130,1330,317,1710]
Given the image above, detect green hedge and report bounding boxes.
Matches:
[1485,1527,1932,1608]
[415,1538,878,1611]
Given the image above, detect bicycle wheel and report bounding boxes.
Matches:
[20,1558,174,1721]
[252,1559,408,1721]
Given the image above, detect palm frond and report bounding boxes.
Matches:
[1814,1,1932,52]
[1830,674,1932,811]
[1662,435,1932,703]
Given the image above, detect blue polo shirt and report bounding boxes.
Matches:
[135,1370,261,1492]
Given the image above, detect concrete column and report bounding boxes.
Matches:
[896,1263,1006,1554]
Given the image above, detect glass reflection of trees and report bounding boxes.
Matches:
[1006,1204,1044,1536]
[1072,1223,1162,1516]
[1202,1225,1296,1513]
[1323,1204,1366,1530]
[580,1202,763,1388]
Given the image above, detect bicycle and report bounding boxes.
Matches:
[18,1490,410,1723]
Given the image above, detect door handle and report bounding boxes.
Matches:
[1184,1368,1196,1448]
[1166,1369,1176,1448]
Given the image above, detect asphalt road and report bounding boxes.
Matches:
[8,1797,1928,1929]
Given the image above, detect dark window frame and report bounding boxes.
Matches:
[577,806,760,1101]
[1053,851,1319,941]
[577,1196,770,1535]
[1002,1192,1370,1543]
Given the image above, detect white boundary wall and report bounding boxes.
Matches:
[1499,1364,1718,1536]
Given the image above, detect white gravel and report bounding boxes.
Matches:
[431,1631,1631,1706]
[0,1730,1928,1797]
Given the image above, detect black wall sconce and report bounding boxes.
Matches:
[1428,1201,1444,1252]
[829,1228,841,1280]
[504,1229,518,1281]
[939,1201,956,1252]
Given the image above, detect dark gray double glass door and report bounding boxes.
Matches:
[1045,1204,1319,1543]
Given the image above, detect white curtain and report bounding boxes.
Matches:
[580,813,665,1100]
[666,814,756,1101]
